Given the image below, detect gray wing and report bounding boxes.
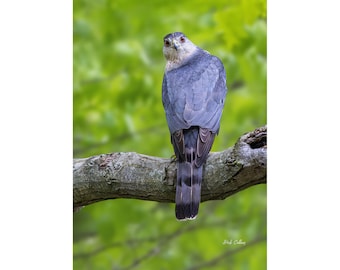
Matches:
[162,51,227,135]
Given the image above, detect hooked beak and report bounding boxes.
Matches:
[173,40,180,51]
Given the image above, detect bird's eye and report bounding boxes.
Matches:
[180,36,185,43]
[164,40,170,47]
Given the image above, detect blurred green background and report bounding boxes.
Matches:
[73,0,267,269]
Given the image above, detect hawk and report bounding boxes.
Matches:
[162,32,227,220]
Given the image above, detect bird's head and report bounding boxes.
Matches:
[163,32,198,63]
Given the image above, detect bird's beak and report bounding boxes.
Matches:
[173,40,180,51]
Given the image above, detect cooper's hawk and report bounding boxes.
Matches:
[162,32,227,220]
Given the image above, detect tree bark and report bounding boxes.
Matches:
[73,126,267,209]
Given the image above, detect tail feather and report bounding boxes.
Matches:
[175,157,202,220]
[173,127,211,220]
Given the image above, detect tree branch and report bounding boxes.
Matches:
[73,126,267,209]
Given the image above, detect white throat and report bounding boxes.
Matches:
[164,46,199,72]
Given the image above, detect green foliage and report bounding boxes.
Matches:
[74,0,266,268]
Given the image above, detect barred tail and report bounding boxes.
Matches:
[175,150,202,220]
